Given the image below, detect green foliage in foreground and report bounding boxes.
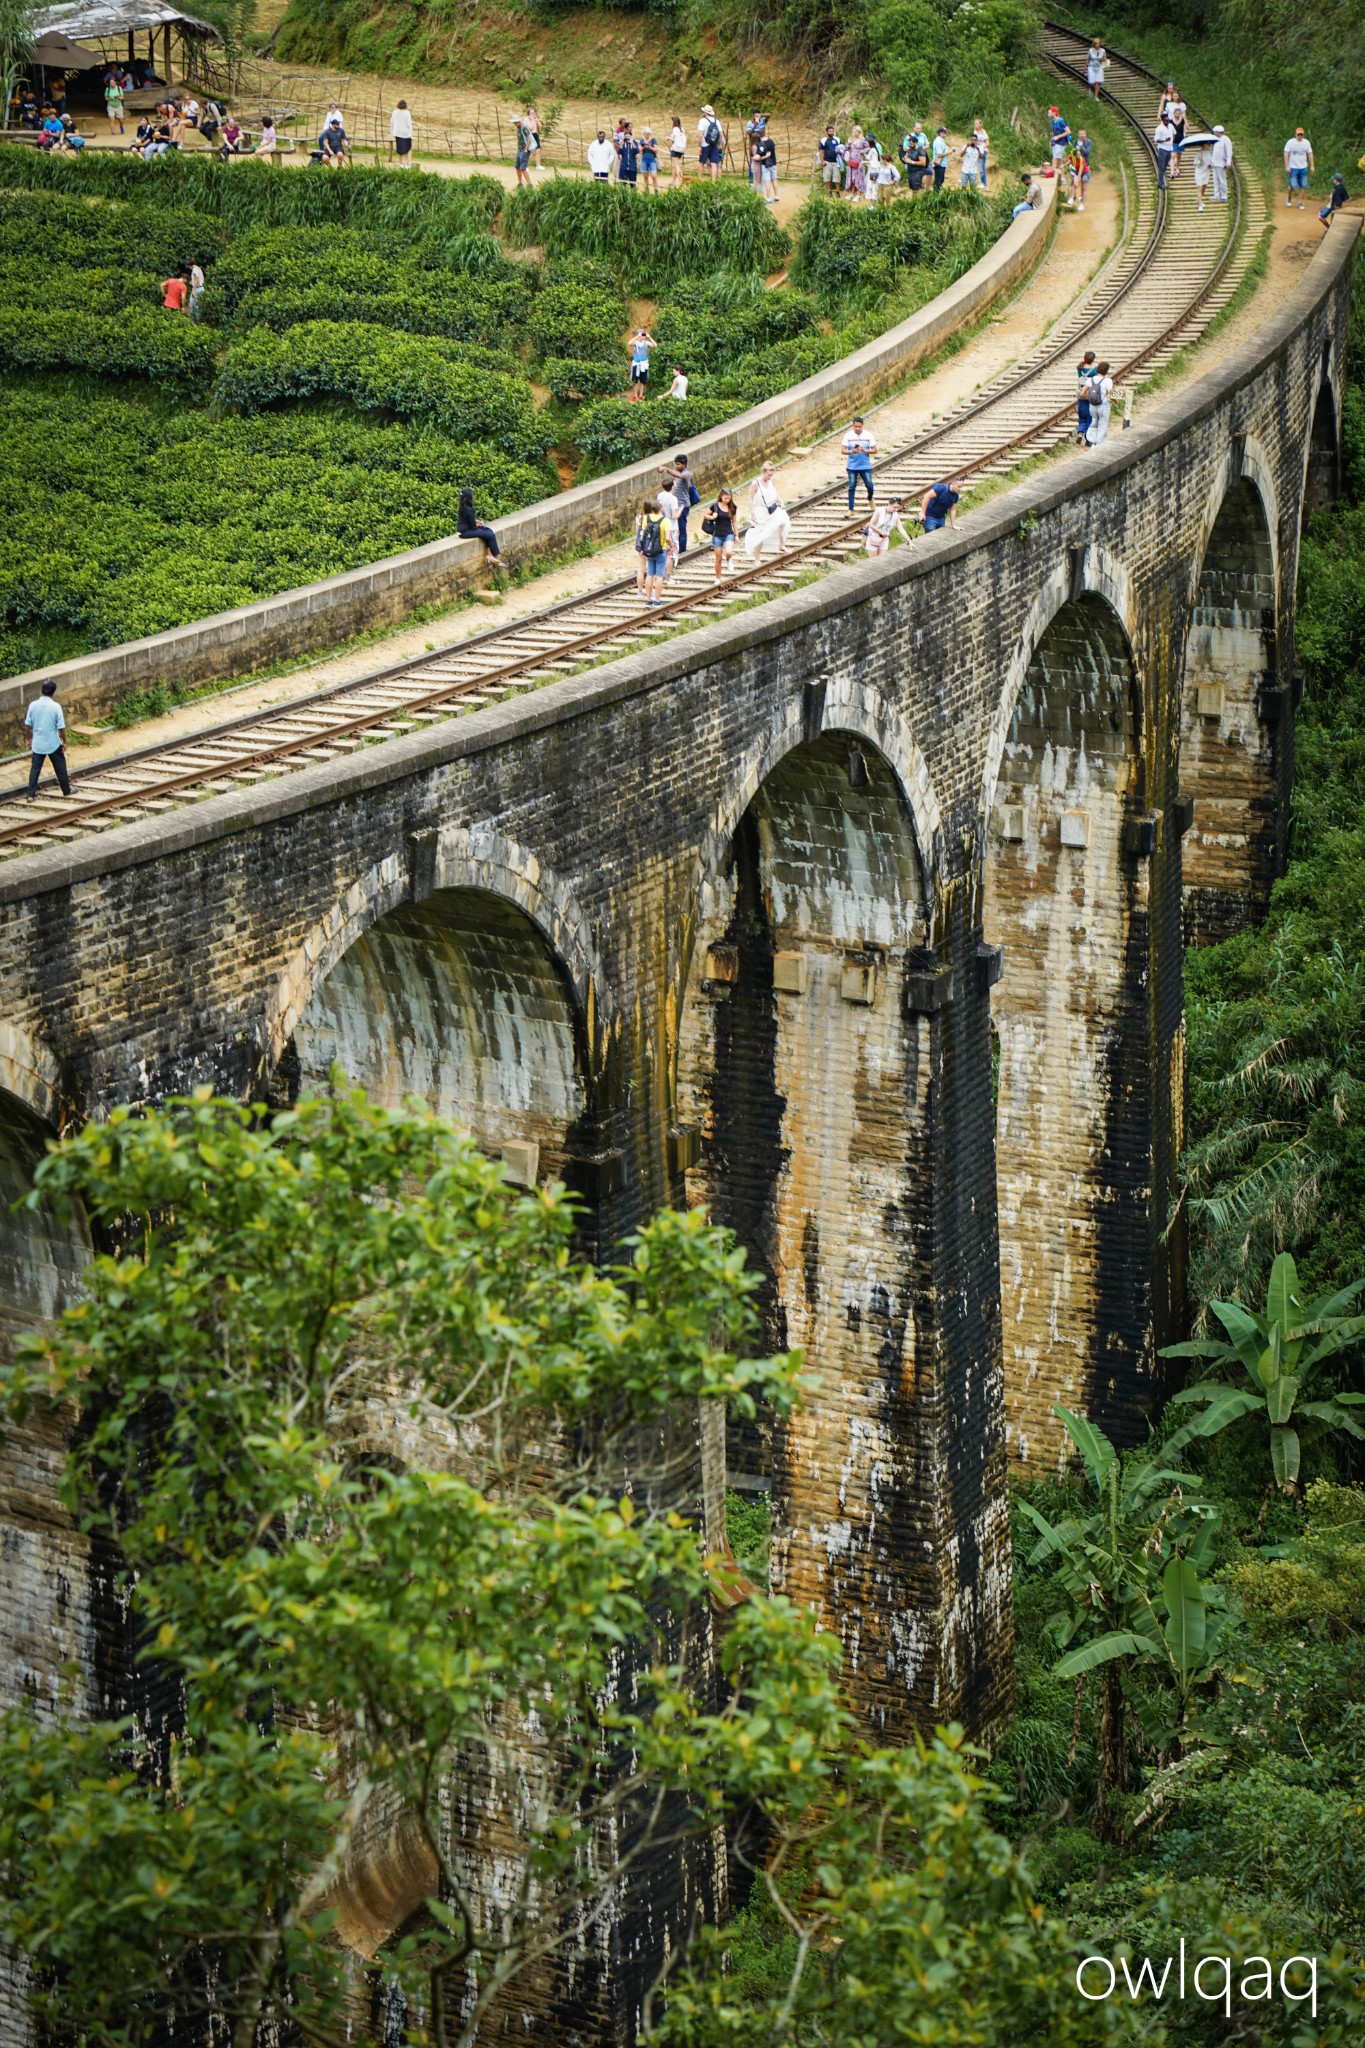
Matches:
[0,306,218,391]
[0,1090,1130,2048]
[0,382,555,665]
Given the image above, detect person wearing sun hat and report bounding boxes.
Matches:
[1210,124,1233,203]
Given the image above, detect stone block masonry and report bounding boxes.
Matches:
[0,219,1354,2046]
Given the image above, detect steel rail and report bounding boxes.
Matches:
[0,25,1256,857]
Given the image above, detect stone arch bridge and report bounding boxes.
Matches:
[0,228,1354,1746]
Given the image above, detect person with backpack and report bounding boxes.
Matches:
[1049,107,1071,168]
[701,487,738,581]
[697,105,724,181]
[903,132,929,194]
[636,498,669,604]
[1084,361,1113,445]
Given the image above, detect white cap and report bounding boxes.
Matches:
[1213,124,1225,133]
[701,104,715,116]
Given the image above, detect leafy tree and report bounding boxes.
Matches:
[1162,1251,1365,1494]
[0,1089,803,2047]
[1018,1409,1224,1832]
[0,0,38,132]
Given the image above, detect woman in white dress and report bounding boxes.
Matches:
[745,463,793,559]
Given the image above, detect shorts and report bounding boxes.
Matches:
[515,148,529,169]
[641,151,657,173]
[1051,141,1066,161]
[619,170,637,186]
[700,144,723,165]
[630,364,648,384]
[670,149,684,160]
[395,136,412,155]
[710,533,732,550]
[822,160,841,184]
[593,170,609,180]
[1289,166,1308,189]
[644,551,666,575]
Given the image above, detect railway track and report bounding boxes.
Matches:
[1,26,1266,862]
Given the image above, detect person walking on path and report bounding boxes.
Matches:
[640,128,660,193]
[628,327,656,401]
[390,99,414,166]
[1165,89,1186,175]
[514,111,533,186]
[846,126,867,201]
[698,106,724,182]
[702,488,738,580]
[104,70,125,135]
[588,129,614,180]
[457,488,500,560]
[24,682,73,801]
[669,116,686,185]
[1153,110,1175,192]
[1319,172,1349,225]
[1049,107,1071,170]
[1086,39,1107,98]
[1085,362,1114,445]
[746,464,793,559]
[1066,138,1090,209]
[1210,126,1233,203]
[523,107,543,169]
[919,478,963,533]
[931,127,950,190]
[819,125,843,191]
[864,497,912,556]
[843,418,877,510]
[636,498,669,604]
[1284,129,1314,208]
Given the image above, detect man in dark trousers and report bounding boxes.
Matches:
[25,681,74,799]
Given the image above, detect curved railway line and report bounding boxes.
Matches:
[1,26,1267,861]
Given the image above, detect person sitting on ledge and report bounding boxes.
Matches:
[458,488,501,559]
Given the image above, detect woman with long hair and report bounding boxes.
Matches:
[457,488,500,558]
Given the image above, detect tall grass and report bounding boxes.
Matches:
[503,178,790,289]
[792,186,1015,310]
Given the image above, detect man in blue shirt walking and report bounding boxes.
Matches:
[25,681,73,798]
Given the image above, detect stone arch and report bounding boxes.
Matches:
[1303,363,1340,523]
[983,589,1156,1470]
[675,727,982,1736]
[1180,466,1284,945]
[980,543,1142,830]
[278,859,593,1196]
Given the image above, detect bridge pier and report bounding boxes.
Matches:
[677,730,1010,1739]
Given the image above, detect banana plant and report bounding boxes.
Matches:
[1019,1407,1224,1833]
[1161,1251,1365,1492]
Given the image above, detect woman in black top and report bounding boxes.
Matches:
[458,488,500,559]
[702,488,738,582]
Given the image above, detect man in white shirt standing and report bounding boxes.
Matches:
[587,129,614,180]
[1153,112,1175,192]
[1284,128,1313,208]
[1210,126,1233,203]
[25,681,73,799]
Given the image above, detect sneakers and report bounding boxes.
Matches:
[1287,193,1293,205]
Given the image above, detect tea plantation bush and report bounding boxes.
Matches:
[207,223,531,331]
[0,307,217,391]
[504,178,789,288]
[216,322,549,456]
[529,282,627,363]
[0,381,556,665]
[543,357,624,403]
[573,395,736,467]
[0,186,224,274]
[792,184,1011,307]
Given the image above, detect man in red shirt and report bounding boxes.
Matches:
[162,274,188,312]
